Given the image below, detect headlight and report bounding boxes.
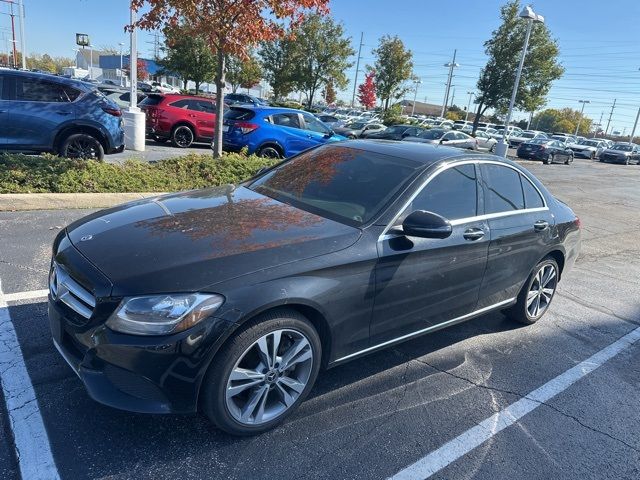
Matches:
[106,293,224,336]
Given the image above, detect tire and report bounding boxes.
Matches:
[590,152,595,160]
[506,257,559,325]
[171,125,195,148]
[490,143,496,153]
[543,153,552,165]
[565,154,574,165]
[200,309,321,436]
[624,158,630,165]
[60,133,104,160]
[257,145,283,159]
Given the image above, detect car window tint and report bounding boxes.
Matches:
[170,99,190,109]
[198,101,215,113]
[482,164,525,213]
[405,164,477,221]
[303,114,330,134]
[272,113,301,129]
[521,175,544,209]
[17,79,73,102]
[443,132,456,140]
[0,76,3,99]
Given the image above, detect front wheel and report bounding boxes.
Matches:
[565,154,574,165]
[543,153,552,165]
[506,257,559,325]
[200,309,321,435]
[490,143,496,153]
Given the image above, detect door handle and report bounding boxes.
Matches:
[534,220,549,231]
[463,228,485,241]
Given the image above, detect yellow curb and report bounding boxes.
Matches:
[0,193,167,211]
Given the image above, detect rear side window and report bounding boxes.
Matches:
[225,108,256,121]
[521,175,544,208]
[272,113,301,129]
[406,164,478,221]
[140,95,163,106]
[170,99,190,109]
[17,79,79,102]
[191,100,215,113]
[482,164,525,213]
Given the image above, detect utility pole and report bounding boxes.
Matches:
[629,106,640,145]
[350,32,363,108]
[605,99,616,136]
[574,99,590,136]
[449,87,456,110]
[411,79,421,116]
[8,1,16,68]
[597,111,604,136]
[17,0,24,69]
[441,49,458,118]
[465,91,474,122]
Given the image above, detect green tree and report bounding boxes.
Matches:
[259,37,296,101]
[471,1,564,133]
[227,53,263,93]
[371,36,413,111]
[533,108,592,135]
[288,14,354,110]
[27,54,74,73]
[159,25,216,93]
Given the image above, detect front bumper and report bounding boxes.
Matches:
[49,296,236,414]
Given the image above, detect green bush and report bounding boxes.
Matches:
[0,152,278,194]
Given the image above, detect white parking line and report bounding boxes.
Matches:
[3,289,49,303]
[390,325,640,480]
[0,281,60,480]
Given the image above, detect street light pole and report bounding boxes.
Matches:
[17,0,25,69]
[465,91,474,122]
[495,5,544,158]
[411,79,421,116]
[441,49,458,118]
[89,44,93,80]
[119,42,124,86]
[350,32,363,107]
[629,106,640,145]
[574,100,590,136]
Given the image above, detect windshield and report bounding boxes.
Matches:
[521,132,536,138]
[345,122,366,129]
[581,140,600,147]
[551,136,567,142]
[249,145,422,226]
[384,126,405,134]
[611,144,633,151]
[419,130,446,139]
[528,138,549,145]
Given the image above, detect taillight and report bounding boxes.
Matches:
[235,121,259,134]
[102,106,122,117]
[575,217,581,229]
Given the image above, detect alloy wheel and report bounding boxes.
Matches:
[66,138,99,159]
[225,329,313,426]
[526,264,557,318]
[173,126,193,147]
[258,146,281,159]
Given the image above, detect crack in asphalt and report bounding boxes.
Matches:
[402,353,640,456]
[557,291,640,327]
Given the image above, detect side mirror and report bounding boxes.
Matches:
[402,210,452,239]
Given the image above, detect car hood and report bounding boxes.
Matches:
[66,186,361,296]
[333,127,358,135]
[602,149,630,155]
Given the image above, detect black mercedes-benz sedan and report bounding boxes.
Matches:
[49,140,581,435]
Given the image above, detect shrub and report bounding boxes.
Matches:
[0,152,278,194]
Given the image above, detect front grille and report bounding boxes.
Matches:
[50,263,96,320]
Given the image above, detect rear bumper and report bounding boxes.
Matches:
[516,150,545,160]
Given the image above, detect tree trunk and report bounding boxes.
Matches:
[195,81,201,94]
[307,88,315,111]
[384,97,389,111]
[471,100,485,135]
[183,79,188,90]
[232,84,238,93]
[213,51,226,158]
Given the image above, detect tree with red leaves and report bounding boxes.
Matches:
[130,0,330,158]
[357,71,376,110]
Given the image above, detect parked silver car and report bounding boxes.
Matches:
[474,131,498,152]
[403,129,478,150]
[509,131,548,148]
[568,139,607,159]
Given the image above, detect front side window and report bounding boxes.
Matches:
[303,114,331,134]
[482,164,525,213]
[403,164,477,221]
[249,145,422,226]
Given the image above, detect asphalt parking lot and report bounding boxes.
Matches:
[1,156,639,480]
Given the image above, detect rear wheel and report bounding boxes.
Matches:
[489,143,496,153]
[201,309,321,435]
[257,145,283,159]
[543,153,553,165]
[171,125,194,148]
[565,153,574,165]
[506,257,559,325]
[60,133,104,160]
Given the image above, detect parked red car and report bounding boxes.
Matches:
[140,93,219,148]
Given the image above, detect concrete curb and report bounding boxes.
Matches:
[0,193,165,212]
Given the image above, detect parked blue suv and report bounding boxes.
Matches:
[0,70,125,160]
[223,106,345,158]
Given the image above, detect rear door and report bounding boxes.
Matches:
[271,112,308,156]
[189,99,216,139]
[476,162,554,309]
[0,74,9,145]
[9,77,79,148]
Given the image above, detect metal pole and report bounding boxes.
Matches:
[119,43,123,86]
[89,45,93,80]
[629,106,640,145]
[496,17,533,157]
[129,8,137,108]
[526,110,533,130]
[350,32,363,108]
[597,112,604,136]
[465,91,474,122]
[605,99,616,136]
[574,100,589,136]
[18,0,25,69]
[411,80,420,116]
[441,49,456,118]
[9,3,16,68]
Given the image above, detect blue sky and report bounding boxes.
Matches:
[4,0,640,132]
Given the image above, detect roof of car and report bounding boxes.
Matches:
[229,105,305,114]
[334,139,498,166]
[0,69,92,89]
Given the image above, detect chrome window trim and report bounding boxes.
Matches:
[333,297,516,363]
[379,158,549,240]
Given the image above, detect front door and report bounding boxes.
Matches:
[476,163,555,309]
[371,163,490,345]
